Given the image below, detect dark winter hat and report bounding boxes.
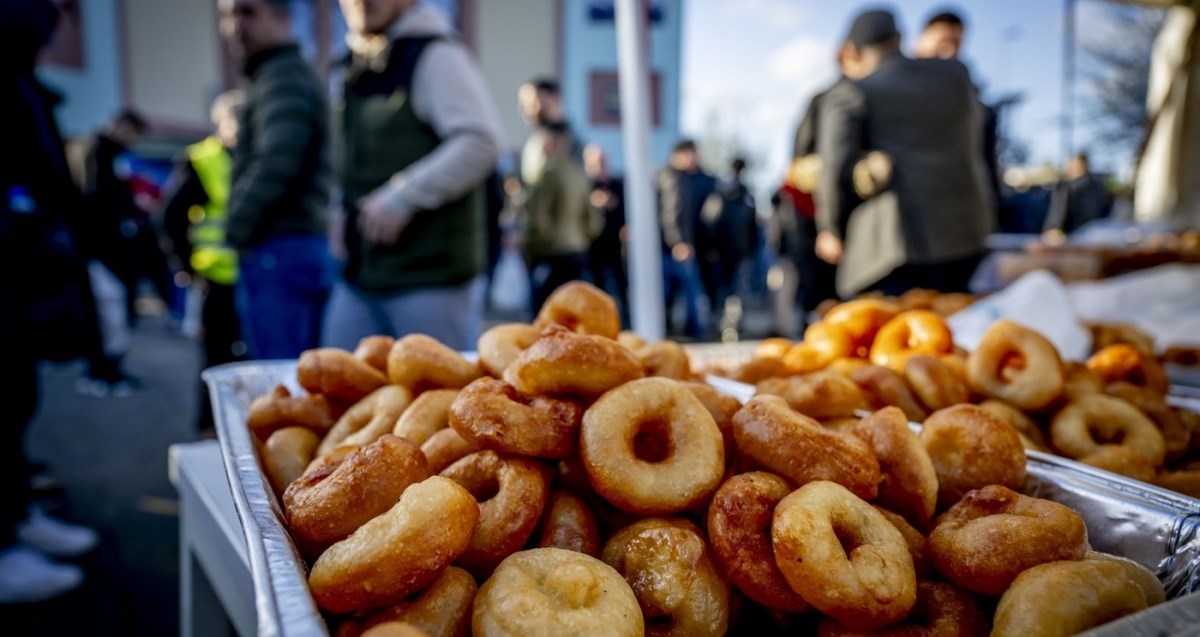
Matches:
[847,9,900,48]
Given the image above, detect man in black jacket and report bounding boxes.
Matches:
[656,140,715,339]
[219,0,332,359]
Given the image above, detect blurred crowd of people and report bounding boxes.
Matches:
[1,0,1123,603]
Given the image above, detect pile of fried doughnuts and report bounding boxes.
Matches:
[246,281,1168,636]
[711,297,1200,500]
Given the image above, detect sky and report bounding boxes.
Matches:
[679,0,1123,189]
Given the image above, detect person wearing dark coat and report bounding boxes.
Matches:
[656,140,716,339]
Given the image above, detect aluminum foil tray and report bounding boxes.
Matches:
[207,358,1199,636]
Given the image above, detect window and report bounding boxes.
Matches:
[587,1,664,23]
[589,71,661,126]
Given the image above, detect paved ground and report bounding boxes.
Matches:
[0,289,780,636]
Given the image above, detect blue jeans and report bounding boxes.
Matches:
[663,249,703,339]
[320,277,484,353]
[235,234,332,360]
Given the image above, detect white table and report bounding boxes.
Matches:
[169,440,256,637]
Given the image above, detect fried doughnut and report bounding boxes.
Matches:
[815,580,986,637]
[472,548,643,637]
[284,434,428,545]
[537,490,601,556]
[904,355,968,412]
[319,385,414,455]
[1062,361,1105,402]
[1050,394,1166,466]
[1162,345,1200,368]
[823,298,901,355]
[359,624,429,637]
[298,348,390,404]
[580,378,723,514]
[263,427,321,497]
[1106,381,1190,461]
[602,518,730,637]
[1079,444,1158,482]
[754,337,794,359]
[683,381,740,463]
[1088,343,1169,396]
[354,335,395,373]
[780,343,829,374]
[868,310,954,372]
[991,560,1150,637]
[387,334,481,395]
[754,370,866,420]
[1084,551,1166,607]
[309,476,478,613]
[772,481,916,629]
[419,427,479,474]
[534,281,621,339]
[636,341,692,380]
[977,399,1050,452]
[897,288,939,311]
[873,506,931,578]
[1088,322,1156,358]
[449,378,583,459]
[393,389,456,447]
[851,407,939,527]
[477,323,541,378]
[1154,470,1200,498]
[920,405,1026,509]
[929,485,1088,595]
[617,330,646,352]
[247,385,335,439]
[440,451,550,577]
[966,319,1064,410]
[798,321,857,364]
[840,363,928,422]
[706,472,809,612]
[822,416,863,434]
[338,566,476,637]
[728,357,792,384]
[504,326,643,399]
[734,395,881,499]
[930,292,977,316]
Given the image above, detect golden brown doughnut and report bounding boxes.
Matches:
[263,427,320,497]
[1079,445,1158,483]
[991,560,1150,637]
[1162,345,1200,368]
[815,580,987,637]
[928,485,1089,595]
[504,326,643,399]
[353,335,395,373]
[977,399,1050,452]
[1084,551,1166,607]
[537,490,601,556]
[1050,394,1166,466]
[840,363,928,423]
[472,548,643,637]
[682,381,740,466]
[727,356,792,384]
[822,416,863,434]
[636,340,692,380]
[1088,343,1169,397]
[602,518,730,636]
[920,405,1026,509]
[754,337,795,360]
[772,480,916,629]
[824,298,902,354]
[392,389,457,447]
[851,407,939,527]
[616,330,647,352]
[1087,322,1156,358]
[284,434,428,545]
[476,323,541,378]
[339,566,476,637]
[868,310,954,372]
[1061,361,1105,402]
[706,472,810,612]
[799,321,857,364]
[309,476,479,613]
[319,385,414,455]
[534,281,621,339]
[754,370,866,420]
[580,377,724,514]
[387,334,481,394]
[780,343,832,374]
[872,506,931,578]
[440,451,551,577]
[298,348,391,404]
[358,623,430,637]
[966,319,1064,411]
[930,292,977,317]
[1106,381,1190,462]
[247,385,336,439]
[896,288,939,311]
[733,395,881,499]
[449,378,583,459]
[419,427,480,475]
[903,355,969,412]
[1154,470,1200,498]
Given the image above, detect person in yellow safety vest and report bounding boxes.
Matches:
[161,90,246,432]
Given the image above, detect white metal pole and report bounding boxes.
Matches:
[615,0,665,340]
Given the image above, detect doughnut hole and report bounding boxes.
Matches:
[633,417,674,464]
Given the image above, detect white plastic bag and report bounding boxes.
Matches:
[947,270,1092,360]
[489,248,530,312]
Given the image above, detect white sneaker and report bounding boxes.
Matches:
[17,509,98,558]
[0,545,83,603]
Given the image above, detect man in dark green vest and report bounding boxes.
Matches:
[323,0,504,351]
